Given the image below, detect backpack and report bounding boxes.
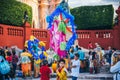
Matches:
[0,56,10,74]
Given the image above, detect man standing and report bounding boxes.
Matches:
[78,48,85,73]
[71,54,80,80]
[88,42,93,50]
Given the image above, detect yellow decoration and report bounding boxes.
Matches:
[24,41,28,47]
[30,35,35,41]
[21,52,32,57]
[34,59,41,64]
[43,52,48,57]
[39,41,45,46]
[64,58,68,69]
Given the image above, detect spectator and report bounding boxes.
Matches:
[95,43,100,48]
[71,54,80,80]
[69,48,74,60]
[89,50,94,74]
[110,52,120,80]
[56,59,68,80]
[78,48,85,73]
[40,60,51,80]
[111,48,117,66]
[94,43,101,52]
[0,47,5,58]
[12,51,18,78]
[78,48,85,61]
[101,48,105,56]
[96,47,102,63]
[6,51,12,63]
[92,51,99,74]
[74,45,78,52]
[21,48,32,78]
[88,42,93,50]
[105,46,112,65]
[4,46,9,55]
[46,48,55,66]
[0,56,4,79]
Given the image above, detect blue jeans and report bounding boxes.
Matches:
[72,76,78,80]
[12,63,17,75]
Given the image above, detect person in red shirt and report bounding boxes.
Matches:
[88,42,93,50]
[6,51,12,63]
[40,60,52,80]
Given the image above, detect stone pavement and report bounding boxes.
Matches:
[77,73,113,80]
[16,73,113,80]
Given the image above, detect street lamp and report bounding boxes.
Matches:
[23,11,28,24]
[24,11,28,21]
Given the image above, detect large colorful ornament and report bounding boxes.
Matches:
[47,1,77,58]
[25,35,47,64]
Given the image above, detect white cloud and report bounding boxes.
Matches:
[68,0,119,9]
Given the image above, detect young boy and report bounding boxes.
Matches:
[40,60,51,80]
[56,59,68,80]
[71,54,80,80]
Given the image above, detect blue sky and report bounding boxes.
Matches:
[68,0,119,16]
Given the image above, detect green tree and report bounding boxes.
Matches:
[70,5,114,30]
[0,0,32,26]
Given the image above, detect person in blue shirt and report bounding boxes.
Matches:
[69,48,74,60]
[74,45,78,53]
[78,47,85,73]
[110,52,120,80]
[78,48,85,61]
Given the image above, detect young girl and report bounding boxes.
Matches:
[56,59,68,80]
[40,60,51,80]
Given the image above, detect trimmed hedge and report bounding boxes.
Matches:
[70,5,114,30]
[0,0,32,26]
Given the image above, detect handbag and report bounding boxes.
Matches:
[0,56,10,74]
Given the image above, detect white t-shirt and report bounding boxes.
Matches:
[71,59,80,77]
[110,61,120,80]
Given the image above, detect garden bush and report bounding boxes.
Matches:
[0,0,32,26]
[70,5,114,30]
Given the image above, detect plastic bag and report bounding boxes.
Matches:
[0,56,10,74]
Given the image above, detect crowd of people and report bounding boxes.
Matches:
[0,42,120,80]
[0,46,19,80]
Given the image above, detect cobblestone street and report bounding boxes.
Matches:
[16,73,113,80]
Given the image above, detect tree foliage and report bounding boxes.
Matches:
[0,0,32,26]
[70,5,114,30]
